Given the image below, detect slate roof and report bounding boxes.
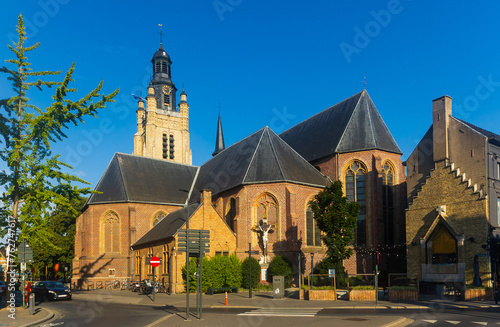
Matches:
[191,126,329,201]
[132,203,200,248]
[279,89,402,162]
[86,153,199,206]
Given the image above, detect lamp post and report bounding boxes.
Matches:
[310,252,314,288]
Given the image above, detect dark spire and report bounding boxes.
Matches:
[212,105,225,156]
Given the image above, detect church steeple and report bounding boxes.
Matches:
[150,27,176,112]
[212,107,225,156]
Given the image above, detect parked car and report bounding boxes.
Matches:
[32,281,72,301]
[0,281,5,294]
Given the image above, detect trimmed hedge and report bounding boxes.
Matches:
[241,256,261,289]
[182,254,241,292]
[268,255,294,287]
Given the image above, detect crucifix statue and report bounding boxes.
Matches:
[257,216,275,263]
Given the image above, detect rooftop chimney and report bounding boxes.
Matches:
[432,95,452,162]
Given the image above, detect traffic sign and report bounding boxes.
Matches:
[149,256,161,268]
[18,239,33,263]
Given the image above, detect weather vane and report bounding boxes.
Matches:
[362,76,367,89]
[158,23,164,46]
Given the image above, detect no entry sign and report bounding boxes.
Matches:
[149,256,161,267]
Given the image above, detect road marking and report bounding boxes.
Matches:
[445,321,461,325]
[238,308,320,317]
[143,314,174,327]
[471,323,488,326]
[422,320,437,324]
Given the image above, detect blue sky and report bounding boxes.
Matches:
[1,1,500,188]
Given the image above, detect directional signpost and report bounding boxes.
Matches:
[177,229,210,319]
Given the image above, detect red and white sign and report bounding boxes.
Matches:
[150,256,160,268]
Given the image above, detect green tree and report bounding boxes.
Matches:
[0,15,118,254]
[309,181,359,264]
[32,196,87,280]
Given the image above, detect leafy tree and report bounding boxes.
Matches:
[241,256,260,289]
[309,181,359,264]
[268,255,294,287]
[32,196,87,280]
[0,14,118,255]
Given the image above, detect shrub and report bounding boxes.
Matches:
[351,285,374,290]
[241,256,260,289]
[268,255,294,287]
[182,254,241,293]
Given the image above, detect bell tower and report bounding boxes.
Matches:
[133,31,192,165]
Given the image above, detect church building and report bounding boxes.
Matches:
[72,41,408,291]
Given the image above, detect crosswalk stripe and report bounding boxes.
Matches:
[238,308,320,317]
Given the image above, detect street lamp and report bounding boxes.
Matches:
[310,252,314,288]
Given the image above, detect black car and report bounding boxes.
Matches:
[32,281,72,301]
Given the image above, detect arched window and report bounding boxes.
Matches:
[345,161,367,245]
[253,193,279,245]
[225,198,237,232]
[103,211,120,253]
[382,162,395,245]
[306,205,321,246]
[153,212,166,227]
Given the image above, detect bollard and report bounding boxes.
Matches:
[225,291,228,306]
[29,293,35,315]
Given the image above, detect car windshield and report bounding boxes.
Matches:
[44,282,65,288]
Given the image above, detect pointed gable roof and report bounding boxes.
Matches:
[280,90,402,162]
[132,203,201,248]
[191,126,328,200]
[87,153,198,206]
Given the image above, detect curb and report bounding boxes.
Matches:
[20,307,55,327]
[381,317,414,327]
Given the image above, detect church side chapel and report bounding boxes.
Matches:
[73,36,409,290]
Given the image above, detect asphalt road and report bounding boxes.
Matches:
[39,298,500,327]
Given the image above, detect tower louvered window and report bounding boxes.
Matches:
[155,61,161,74]
[162,134,168,159]
[169,134,175,159]
[345,161,366,246]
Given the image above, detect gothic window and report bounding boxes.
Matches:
[136,255,141,277]
[306,205,321,246]
[162,245,168,275]
[253,193,279,245]
[345,161,367,246]
[169,134,175,159]
[382,162,395,245]
[162,134,168,159]
[153,212,166,227]
[103,211,120,253]
[428,224,457,264]
[225,198,237,232]
[147,248,153,275]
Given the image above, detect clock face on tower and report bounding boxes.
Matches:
[162,85,171,94]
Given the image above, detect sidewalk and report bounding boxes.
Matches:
[0,291,55,327]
